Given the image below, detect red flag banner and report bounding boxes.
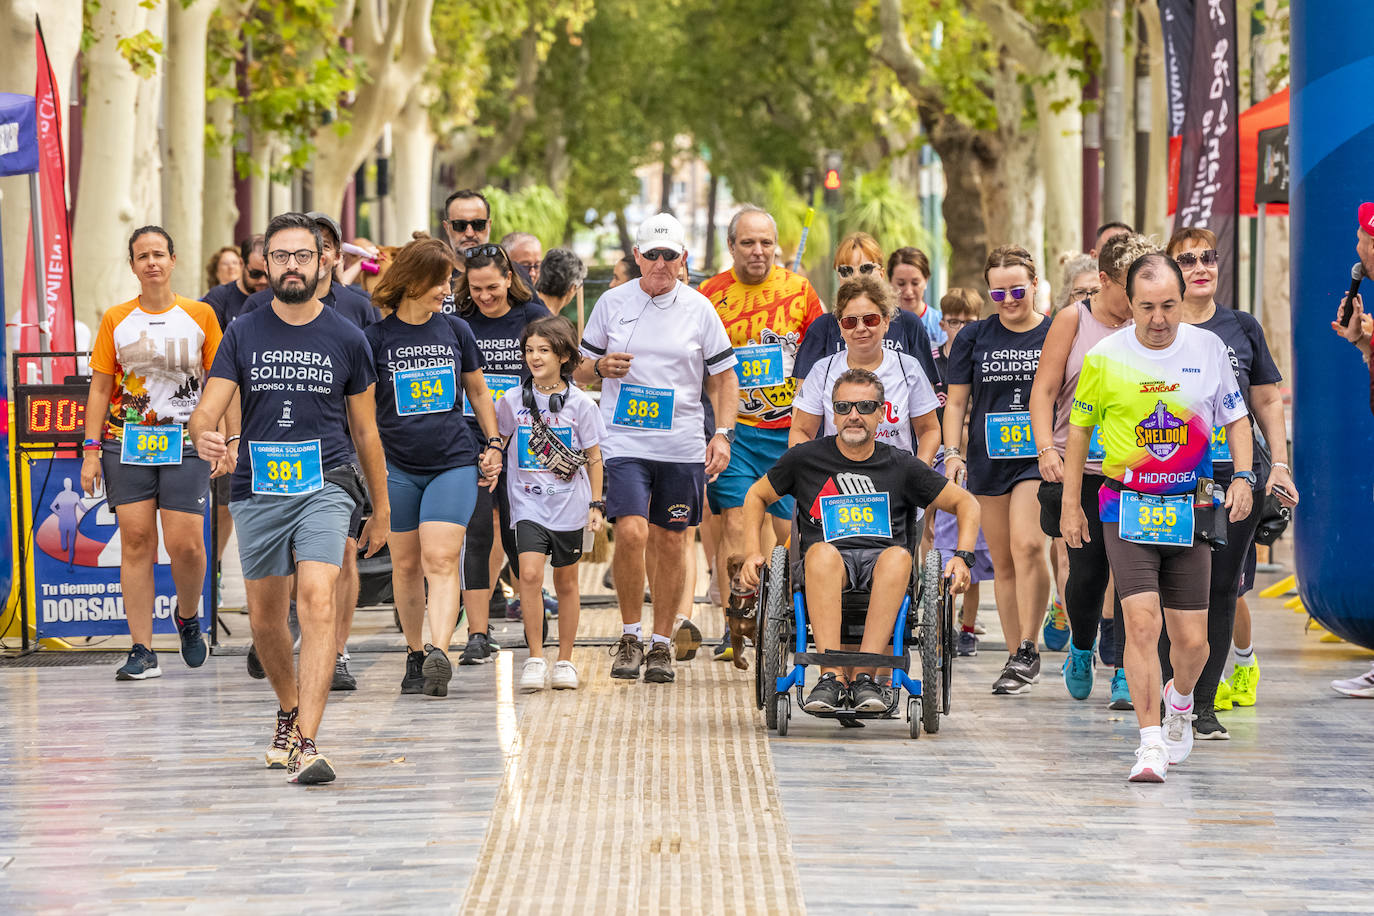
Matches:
[20,17,75,382]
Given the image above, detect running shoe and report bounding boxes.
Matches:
[246,643,266,680]
[489,588,508,619]
[712,633,734,662]
[1129,743,1169,783]
[1331,663,1374,698]
[422,645,453,697]
[673,615,703,661]
[1098,616,1116,668]
[505,595,523,622]
[287,736,336,785]
[115,644,161,681]
[992,657,1031,695]
[643,641,675,683]
[265,706,299,769]
[519,657,548,692]
[850,673,887,712]
[401,649,425,695]
[485,625,501,652]
[609,634,645,679]
[1009,640,1041,683]
[1109,668,1133,709]
[331,653,357,691]
[1042,595,1070,651]
[957,630,978,657]
[1213,677,1233,711]
[1062,645,1095,700]
[972,621,986,635]
[804,673,847,712]
[458,632,494,666]
[1162,686,1195,765]
[602,567,615,590]
[1229,658,1260,707]
[550,660,580,690]
[1193,709,1229,740]
[174,610,208,668]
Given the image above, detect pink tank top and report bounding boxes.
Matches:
[1054,302,1132,473]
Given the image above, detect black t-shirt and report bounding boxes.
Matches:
[209,304,377,501]
[203,281,251,329]
[793,309,940,390]
[460,299,553,436]
[766,437,948,553]
[1194,306,1282,480]
[946,313,1050,495]
[241,284,380,330]
[364,312,485,474]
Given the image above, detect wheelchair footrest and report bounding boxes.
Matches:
[793,650,909,670]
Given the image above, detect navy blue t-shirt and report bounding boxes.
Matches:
[1195,306,1282,481]
[203,281,251,329]
[241,283,380,330]
[364,312,484,474]
[460,300,553,436]
[209,304,377,501]
[946,314,1050,496]
[793,309,940,390]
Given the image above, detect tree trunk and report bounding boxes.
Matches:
[164,0,216,290]
[391,92,436,243]
[1034,68,1083,263]
[615,209,632,258]
[919,105,989,302]
[659,156,673,215]
[704,172,719,273]
[203,87,239,253]
[134,0,166,228]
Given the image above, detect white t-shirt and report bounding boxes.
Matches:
[794,348,940,454]
[579,279,737,463]
[497,384,606,532]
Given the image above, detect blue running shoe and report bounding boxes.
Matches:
[1062,645,1095,699]
[1109,667,1133,710]
[174,609,208,668]
[1042,596,1070,651]
[116,644,161,681]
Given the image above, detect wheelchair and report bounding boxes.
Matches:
[754,542,956,739]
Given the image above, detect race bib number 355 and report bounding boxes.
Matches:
[1118,491,1194,547]
[985,411,1036,459]
[249,440,324,496]
[612,384,674,430]
[819,492,893,542]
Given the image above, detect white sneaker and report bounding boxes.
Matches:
[519,657,548,692]
[1163,706,1196,765]
[1129,743,1169,783]
[1331,663,1374,697]
[550,660,580,690]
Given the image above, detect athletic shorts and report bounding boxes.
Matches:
[100,439,210,515]
[229,483,355,580]
[1102,522,1211,611]
[388,463,478,533]
[515,520,584,568]
[605,457,704,530]
[706,424,794,520]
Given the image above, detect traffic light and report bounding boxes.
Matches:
[823,152,842,207]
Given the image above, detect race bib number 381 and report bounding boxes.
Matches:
[249,440,324,496]
[819,492,893,542]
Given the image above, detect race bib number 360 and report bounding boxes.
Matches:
[1118,491,1194,547]
[819,493,893,542]
[120,424,183,466]
[249,440,324,496]
[395,365,456,416]
[733,343,784,387]
[985,411,1036,459]
[612,384,674,430]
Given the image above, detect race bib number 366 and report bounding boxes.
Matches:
[819,493,893,542]
[249,440,324,496]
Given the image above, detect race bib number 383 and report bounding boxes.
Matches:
[249,440,324,496]
[819,492,893,542]
[612,384,674,430]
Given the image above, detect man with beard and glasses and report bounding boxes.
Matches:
[191,212,390,785]
[736,368,978,713]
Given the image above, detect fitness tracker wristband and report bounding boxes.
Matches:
[593,358,605,379]
[953,550,976,570]
[1232,470,1257,484]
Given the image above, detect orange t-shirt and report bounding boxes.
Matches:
[89,295,223,440]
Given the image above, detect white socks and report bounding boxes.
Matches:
[623,623,642,639]
[1140,725,1164,746]
[650,634,672,647]
[1165,681,1194,712]
[1233,643,1254,667]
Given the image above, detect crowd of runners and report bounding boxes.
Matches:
[90,188,1374,787]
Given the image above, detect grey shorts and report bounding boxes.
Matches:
[229,483,355,580]
[100,439,210,515]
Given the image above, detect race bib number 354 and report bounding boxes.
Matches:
[395,365,456,416]
[249,440,324,496]
[819,492,893,542]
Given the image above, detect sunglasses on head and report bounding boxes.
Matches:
[833,399,881,416]
[837,262,880,279]
[450,218,489,233]
[641,248,680,261]
[463,244,506,261]
[989,286,1028,303]
[838,312,883,330]
[1174,248,1218,269]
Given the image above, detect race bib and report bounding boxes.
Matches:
[1210,425,1231,462]
[733,343,784,387]
[1119,491,1194,547]
[249,440,324,496]
[395,365,456,416]
[120,424,183,466]
[985,411,1035,459]
[1088,426,1106,462]
[612,384,674,430]
[818,492,893,542]
[463,373,519,417]
[517,425,574,471]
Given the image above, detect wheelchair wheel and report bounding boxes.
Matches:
[941,578,957,715]
[761,546,789,731]
[776,694,791,736]
[907,696,921,739]
[919,549,942,735]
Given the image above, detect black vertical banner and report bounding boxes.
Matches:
[1159,0,1195,137]
[1176,0,1239,308]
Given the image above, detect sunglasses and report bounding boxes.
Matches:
[641,249,680,261]
[1174,248,1218,269]
[838,313,883,330]
[837,262,880,279]
[463,244,506,261]
[268,249,318,266]
[449,218,489,233]
[246,268,266,281]
[989,286,1028,303]
[833,399,881,415]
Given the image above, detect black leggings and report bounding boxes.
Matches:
[461,476,519,590]
[1066,474,1125,662]
[1159,483,1264,712]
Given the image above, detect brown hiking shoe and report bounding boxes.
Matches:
[609,634,645,679]
[643,640,675,683]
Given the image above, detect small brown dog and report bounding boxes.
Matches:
[723,555,757,670]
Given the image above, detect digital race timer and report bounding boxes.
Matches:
[16,384,89,446]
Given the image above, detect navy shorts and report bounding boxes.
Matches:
[388,463,478,533]
[605,457,704,531]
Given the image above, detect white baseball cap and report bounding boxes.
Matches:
[635,212,687,255]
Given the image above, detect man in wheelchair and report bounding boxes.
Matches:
[737,368,979,713]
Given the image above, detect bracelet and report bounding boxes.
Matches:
[1037,446,1057,458]
[1272,462,1290,472]
[943,446,961,457]
[593,358,605,379]
[589,500,606,512]
[226,435,241,444]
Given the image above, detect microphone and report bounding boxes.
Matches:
[1341,262,1364,327]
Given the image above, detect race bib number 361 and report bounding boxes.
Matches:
[612,384,674,430]
[985,411,1036,459]
[249,440,324,496]
[819,492,893,542]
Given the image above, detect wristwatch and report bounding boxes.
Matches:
[1232,470,1257,484]
[953,550,976,570]
[714,427,734,443]
[486,437,503,452]
[589,500,606,512]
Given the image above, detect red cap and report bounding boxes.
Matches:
[1360,202,1374,234]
